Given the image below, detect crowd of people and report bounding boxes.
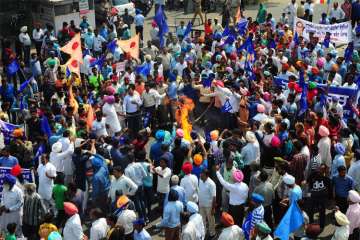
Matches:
[0,0,360,239]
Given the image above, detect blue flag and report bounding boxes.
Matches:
[89,55,106,70]
[236,19,248,36]
[344,46,353,63]
[107,40,118,54]
[242,213,252,240]
[83,48,91,57]
[143,112,151,128]
[154,5,168,47]
[323,37,330,48]
[224,35,235,45]
[274,201,304,240]
[0,120,21,144]
[222,25,230,37]
[136,63,151,76]
[237,36,252,53]
[298,71,308,116]
[183,22,192,38]
[7,60,20,76]
[221,99,233,113]
[18,76,33,94]
[32,144,45,165]
[294,31,299,45]
[66,66,71,78]
[40,116,52,138]
[268,39,276,49]
[320,91,327,108]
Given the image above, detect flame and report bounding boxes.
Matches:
[175,96,195,142]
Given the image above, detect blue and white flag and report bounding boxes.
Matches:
[242,213,252,240]
[18,76,33,94]
[183,22,192,38]
[221,99,233,113]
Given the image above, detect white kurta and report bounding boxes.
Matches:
[218,225,245,240]
[189,213,205,240]
[63,214,84,240]
[331,225,350,240]
[0,185,24,236]
[181,222,197,240]
[102,103,121,136]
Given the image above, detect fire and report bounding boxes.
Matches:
[175,96,195,142]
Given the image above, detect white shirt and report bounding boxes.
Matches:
[329,7,345,20]
[102,103,121,135]
[218,225,245,240]
[155,166,172,193]
[92,118,108,137]
[117,209,137,234]
[108,175,138,202]
[304,2,314,15]
[190,213,205,240]
[216,171,248,205]
[123,94,142,113]
[63,214,84,240]
[37,162,56,200]
[181,222,197,240]
[1,184,23,211]
[198,177,216,207]
[49,143,74,173]
[32,28,44,42]
[125,162,147,186]
[19,32,31,46]
[59,138,74,176]
[93,35,106,52]
[204,86,233,106]
[90,218,109,240]
[142,89,165,108]
[317,136,332,168]
[180,174,199,202]
[348,161,360,192]
[174,62,187,76]
[331,225,350,240]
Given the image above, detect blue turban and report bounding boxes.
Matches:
[252,193,265,203]
[4,174,16,186]
[155,130,165,141]
[91,154,104,169]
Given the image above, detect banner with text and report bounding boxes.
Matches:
[293,17,352,44]
[0,167,34,199]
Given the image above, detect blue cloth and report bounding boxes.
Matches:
[164,185,186,207]
[160,200,183,228]
[136,63,151,76]
[0,156,19,167]
[153,5,168,47]
[110,147,128,170]
[332,175,354,198]
[289,185,302,203]
[40,116,52,138]
[298,71,307,116]
[7,60,19,76]
[133,229,151,240]
[92,165,110,199]
[150,141,163,166]
[274,201,304,240]
[242,213,252,240]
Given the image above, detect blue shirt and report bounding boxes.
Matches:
[164,185,186,206]
[80,20,90,30]
[92,166,110,199]
[150,141,163,166]
[192,159,208,178]
[30,59,42,77]
[160,200,184,228]
[84,32,94,49]
[134,14,145,26]
[101,65,113,80]
[0,156,18,168]
[0,84,15,103]
[332,175,354,198]
[167,81,177,100]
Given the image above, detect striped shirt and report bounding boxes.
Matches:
[251,205,264,229]
[23,193,46,226]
